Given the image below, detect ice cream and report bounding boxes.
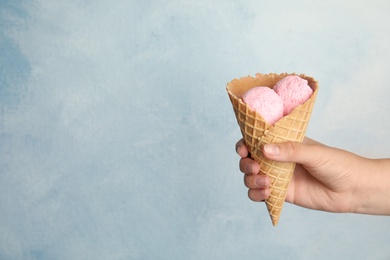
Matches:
[273,75,313,116]
[226,73,319,226]
[242,87,283,125]
[241,75,313,124]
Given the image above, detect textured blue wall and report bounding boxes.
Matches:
[1,1,390,259]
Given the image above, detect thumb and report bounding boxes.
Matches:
[262,140,360,195]
[262,141,327,168]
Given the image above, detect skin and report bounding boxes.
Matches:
[236,137,390,215]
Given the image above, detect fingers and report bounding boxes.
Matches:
[242,167,271,201]
[244,174,270,189]
[236,138,271,202]
[235,138,249,158]
[248,188,270,202]
[236,138,260,175]
[241,160,271,201]
[239,158,260,175]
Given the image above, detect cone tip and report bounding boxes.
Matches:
[271,216,279,227]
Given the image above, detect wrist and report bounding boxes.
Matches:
[352,158,390,215]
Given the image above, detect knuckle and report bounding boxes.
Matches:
[248,189,267,202]
[243,175,255,188]
[248,189,258,201]
[239,158,245,173]
[243,175,250,188]
[240,158,255,174]
[284,141,300,160]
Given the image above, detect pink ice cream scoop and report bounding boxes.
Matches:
[242,86,284,125]
[273,75,313,116]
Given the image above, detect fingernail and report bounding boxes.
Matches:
[255,176,270,187]
[255,177,265,187]
[245,163,253,174]
[264,144,279,156]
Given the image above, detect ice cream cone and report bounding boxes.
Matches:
[226,73,319,226]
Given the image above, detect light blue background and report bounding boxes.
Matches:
[1,0,390,259]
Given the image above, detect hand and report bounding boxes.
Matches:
[236,137,371,213]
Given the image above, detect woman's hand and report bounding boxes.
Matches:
[236,137,390,214]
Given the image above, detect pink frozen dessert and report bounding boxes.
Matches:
[242,86,284,125]
[273,75,313,115]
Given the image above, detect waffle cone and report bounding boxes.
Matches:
[226,73,319,226]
